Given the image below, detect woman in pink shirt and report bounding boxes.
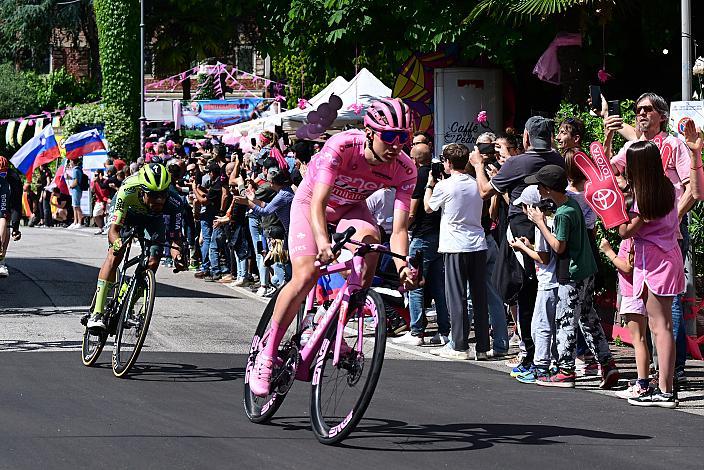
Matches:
[619,141,682,408]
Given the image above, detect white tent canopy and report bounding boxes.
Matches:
[224,76,349,136]
[223,68,392,138]
[283,68,391,131]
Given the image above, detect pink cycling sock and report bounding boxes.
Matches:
[262,320,286,357]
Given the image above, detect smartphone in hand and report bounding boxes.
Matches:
[607,100,620,117]
[589,85,601,110]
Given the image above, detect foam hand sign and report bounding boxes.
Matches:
[573,142,629,229]
[651,134,674,170]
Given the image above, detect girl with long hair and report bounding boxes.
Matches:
[618,140,683,408]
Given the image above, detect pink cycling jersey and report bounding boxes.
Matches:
[296,129,417,211]
[288,129,417,259]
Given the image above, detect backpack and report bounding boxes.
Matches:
[79,171,89,191]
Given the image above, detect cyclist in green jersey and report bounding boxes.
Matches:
[87,163,186,329]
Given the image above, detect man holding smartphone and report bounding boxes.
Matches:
[470,116,565,372]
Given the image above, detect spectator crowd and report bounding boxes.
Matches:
[2,91,703,409]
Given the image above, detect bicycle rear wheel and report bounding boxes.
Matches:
[112,269,155,377]
[243,287,301,424]
[310,289,386,445]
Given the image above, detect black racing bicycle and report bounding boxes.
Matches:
[80,229,180,377]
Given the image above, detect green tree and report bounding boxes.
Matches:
[254,0,549,105]
[93,0,139,158]
[0,0,100,77]
[145,0,258,98]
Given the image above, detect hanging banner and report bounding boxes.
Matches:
[176,98,270,137]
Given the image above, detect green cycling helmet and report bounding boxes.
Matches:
[139,163,171,192]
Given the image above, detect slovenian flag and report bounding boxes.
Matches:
[10,125,61,179]
[64,129,106,160]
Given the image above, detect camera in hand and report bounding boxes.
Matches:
[430,161,446,181]
[535,199,557,214]
[477,142,501,171]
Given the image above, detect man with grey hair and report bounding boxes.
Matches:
[470,116,565,372]
[607,92,694,384]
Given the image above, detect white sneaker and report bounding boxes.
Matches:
[435,343,470,360]
[255,286,268,296]
[509,333,521,346]
[615,383,649,400]
[232,278,249,287]
[87,313,107,329]
[0,263,8,278]
[391,331,424,346]
[428,332,449,345]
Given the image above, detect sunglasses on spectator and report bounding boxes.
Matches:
[635,105,655,114]
[411,140,427,147]
[377,130,410,145]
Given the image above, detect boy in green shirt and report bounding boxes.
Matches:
[523,165,619,388]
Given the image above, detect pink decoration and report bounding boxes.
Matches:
[347,103,363,115]
[274,95,286,103]
[597,69,612,83]
[533,32,583,85]
[28,119,34,126]
[476,111,488,123]
[298,98,310,110]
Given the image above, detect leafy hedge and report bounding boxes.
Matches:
[93,0,140,158]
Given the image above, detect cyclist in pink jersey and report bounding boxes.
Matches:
[249,98,420,397]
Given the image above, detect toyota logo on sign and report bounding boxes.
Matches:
[591,189,618,211]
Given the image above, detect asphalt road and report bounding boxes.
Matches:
[1,227,703,469]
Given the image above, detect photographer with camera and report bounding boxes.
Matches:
[425,143,489,360]
[392,141,450,346]
[470,116,565,372]
[467,133,510,357]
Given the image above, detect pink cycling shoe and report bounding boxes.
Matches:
[249,353,275,397]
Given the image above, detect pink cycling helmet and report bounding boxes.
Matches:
[364,98,412,133]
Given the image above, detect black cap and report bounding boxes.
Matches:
[525,116,554,150]
[524,165,567,192]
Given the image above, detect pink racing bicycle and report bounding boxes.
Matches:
[243,227,421,444]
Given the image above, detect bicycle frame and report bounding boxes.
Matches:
[293,241,395,382]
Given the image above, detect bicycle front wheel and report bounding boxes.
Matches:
[81,284,116,366]
[310,289,386,445]
[112,269,155,377]
[243,288,301,424]
[81,327,108,367]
